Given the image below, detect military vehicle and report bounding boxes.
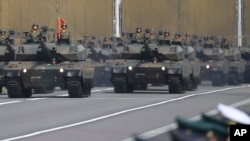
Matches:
[110,35,200,93]
[4,27,94,98]
[224,47,246,85]
[86,40,112,87]
[0,30,16,93]
[197,37,229,86]
[239,47,250,83]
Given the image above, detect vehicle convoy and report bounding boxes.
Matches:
[4,26,94,98]
[224,47,246,85]
[110,34,200,94]
[198,41,229,86]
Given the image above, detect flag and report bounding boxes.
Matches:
[57,17,65,39]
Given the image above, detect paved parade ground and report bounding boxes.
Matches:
[0,83,249,141]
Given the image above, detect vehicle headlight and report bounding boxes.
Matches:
[206,64,210,69]
[128,66,133,71]
[59,68,64,73]
[161,66,166,71]
[23,68,27,73]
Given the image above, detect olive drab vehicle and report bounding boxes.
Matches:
[110,31,200,94]
[224,47,246,85]
[239,47,250,83]
[84,37,113,87]
[4,26,94,98]
[0,30,16,93]
[56,38,94,98]
[158,39,200,93]
[198,37,229,86]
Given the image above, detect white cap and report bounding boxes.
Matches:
[218,103,250,125]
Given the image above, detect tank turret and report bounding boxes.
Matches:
[157,45,185,61]
[224,48,241,61]
[202,47,224,61]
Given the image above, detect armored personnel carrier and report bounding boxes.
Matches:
[224,47,246,85]
[4,29,94,98]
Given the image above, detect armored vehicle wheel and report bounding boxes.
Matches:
[211,74,225,86]
[6,79,24,98]
[228,74,239,85]
[113,75,134,93]
[168,75,186,94]
[67,78,91,98]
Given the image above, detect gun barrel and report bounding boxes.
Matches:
[38,37,50,54]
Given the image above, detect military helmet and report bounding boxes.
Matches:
[61,23,68,29]
[104,36,110,41]
[175,32,181,38]
[0,29,6,35]
[185,32,191,37]
[32,23,39,30]
[164,31,170,36]
[136,27,142,33]
[84,34,89,38]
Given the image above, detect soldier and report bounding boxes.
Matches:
[0,29,8,45]
[221,37,229,49]
[172,32,182,45]
[83,34,95,48]
[102,36,112,48]
[148,30,157,43]
[121,31,128,45]
[183,32,194,46]
[59,23,71,41]
[204,35,214,48]
[27,23,41,43]
[134,27,144,43]
[161,31,171,45]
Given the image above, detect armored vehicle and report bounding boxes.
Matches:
[4,30,94,98]
[239,47,250,83]
[224,47,246,85]
[0,30,16,93]
[86,40,112,87]
[198,43,228,86]
[110,36,200,93]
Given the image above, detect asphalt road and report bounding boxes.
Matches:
[0,83,249,141]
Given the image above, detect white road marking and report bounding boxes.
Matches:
[122,98,250,141]
[26,98,46,101]
[0,101,21,106]
[2,85,250,141]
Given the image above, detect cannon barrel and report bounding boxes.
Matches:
[5,41,15,57]
[140,43,158,60]
[38,37,50,55]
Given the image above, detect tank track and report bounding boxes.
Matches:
[67,78,91,98]
[113,75,133,93]
[168,75,186,94]
[6,79,32,98]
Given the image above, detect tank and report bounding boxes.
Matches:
[0,41,16,93]
[0,30,16,93]
[110,37,200,94]
[198,45,229,86]
[4,33,94,98]
[224,47,246,85]
[239,47,250,83]
[86,41,113,87]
